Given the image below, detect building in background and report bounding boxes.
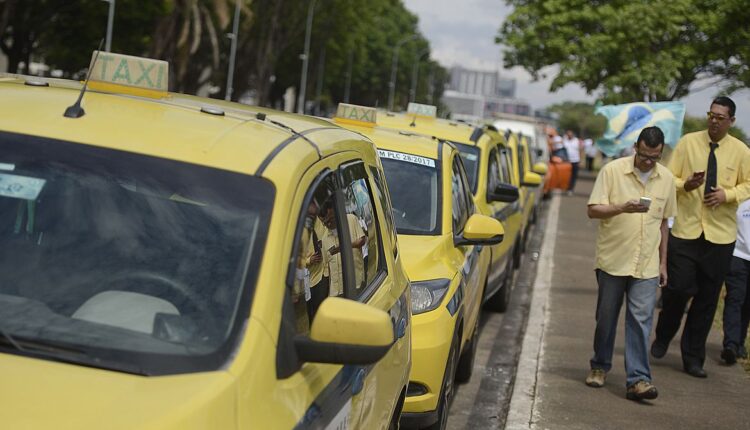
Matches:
[442,66,531,121]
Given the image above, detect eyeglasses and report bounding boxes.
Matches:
[707,111,730,122]
[636,151,661,162]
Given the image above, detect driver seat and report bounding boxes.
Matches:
[72,290,179,334]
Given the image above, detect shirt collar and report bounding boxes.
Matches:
[623,155,661,179]
[704,129,730,146]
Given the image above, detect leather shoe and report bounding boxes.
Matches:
[651,340,668,358]
[684,365,707,378]
[721,346,737,365]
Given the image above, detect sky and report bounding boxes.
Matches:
[402,0,750,134]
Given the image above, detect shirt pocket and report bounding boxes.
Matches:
[721,166,738,188]
[648,196,667,220]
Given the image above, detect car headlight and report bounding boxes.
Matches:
[410,278,451,315]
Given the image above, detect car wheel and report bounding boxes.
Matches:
[425,332,460,430]
[486,257,513,312]
[512,242,522,269]
[456,315,479,383]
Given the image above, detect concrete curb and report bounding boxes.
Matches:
[505,193,560,430]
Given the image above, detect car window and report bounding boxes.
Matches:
[369,165,398,258]
[488,147,502,193]
[451,156,471,233]
[340,162,385,297]
[452,142,480,195]
[289,173,344,336]
[379,150,440,235]
[517,136,525,181]
[499,148,513,185]
[0,133,273,376]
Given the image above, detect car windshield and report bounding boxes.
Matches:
[452,142,480,195]
[0,132,273,375]
[378,150,440,235]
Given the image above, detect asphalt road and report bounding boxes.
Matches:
[446,199,548,430]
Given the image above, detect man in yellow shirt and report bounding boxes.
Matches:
[652,97,750,378]
[318,202,367,297]
[586,127,677,401]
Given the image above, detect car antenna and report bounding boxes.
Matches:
[64,39,104,119]
[410,113,417,127]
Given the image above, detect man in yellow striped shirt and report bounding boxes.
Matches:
[652,97,750,378]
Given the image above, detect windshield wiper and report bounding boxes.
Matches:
[0,328,26,352]
[0,332,146,375]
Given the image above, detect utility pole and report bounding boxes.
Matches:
[344,48,354,103]
[387,34,418,112]
[225,0,241,101]
[102,0,115,52]
[297,0,317,114]
[409,48,430,103]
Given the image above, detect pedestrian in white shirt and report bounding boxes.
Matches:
[563,130,582,195]
[721,199,750,363]
[584,137,597,171]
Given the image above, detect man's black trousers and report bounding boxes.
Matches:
[655,233,734,368]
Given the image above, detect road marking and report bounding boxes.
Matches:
[505,193,560,430]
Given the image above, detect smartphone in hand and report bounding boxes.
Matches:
[639,197,652,209]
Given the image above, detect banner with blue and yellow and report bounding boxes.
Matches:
[595,101,686,157]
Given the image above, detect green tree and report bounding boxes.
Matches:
[548,102,607,139]
[496,0,746,103]
[682,115,748,143]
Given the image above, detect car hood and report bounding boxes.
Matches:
[0,352,237,430]
[397,234,460,282]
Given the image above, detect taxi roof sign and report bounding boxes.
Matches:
[407,103,437,118]
[334,103,377,127]
[88,51,169,98]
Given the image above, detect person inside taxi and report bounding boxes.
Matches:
[586,126,677,401]
[301,198,329,321]
[318,201,367,296]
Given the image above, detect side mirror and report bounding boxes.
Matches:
[455,213,504,246]
[522,171,542,187]
[295,297,393,365]
[532,162,548,176]
[487,183,519,203]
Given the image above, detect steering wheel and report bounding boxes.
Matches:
[103,270,219,333]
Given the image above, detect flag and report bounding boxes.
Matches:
[595,101,686,157]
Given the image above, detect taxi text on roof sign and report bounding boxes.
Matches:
[334,103,377,127]
[87,51,169,98]
[407,103,437,118]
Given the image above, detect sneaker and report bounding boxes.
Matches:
[721,346,737,365]
[626,380,658,401]
[585,369,606,387]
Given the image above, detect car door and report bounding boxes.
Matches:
[449,153,483,347]
[485,146,517,287]
[339,160,409,429]
[273,153,368,430]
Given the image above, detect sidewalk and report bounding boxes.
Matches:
[506,171,750,430]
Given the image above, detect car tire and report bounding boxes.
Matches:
[425,332,460,430]
[486,257,513,312]
[455,315,479,383]
[512,242,522,269]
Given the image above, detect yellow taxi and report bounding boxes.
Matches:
[0,53,411,429]
[377,105,522,311]
[503,130,543,252]
[332,104,504,429]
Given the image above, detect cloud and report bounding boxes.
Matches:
[403,0,750,134]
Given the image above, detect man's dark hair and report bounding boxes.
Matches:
[637,126,665,149]
[712,96,736,117]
